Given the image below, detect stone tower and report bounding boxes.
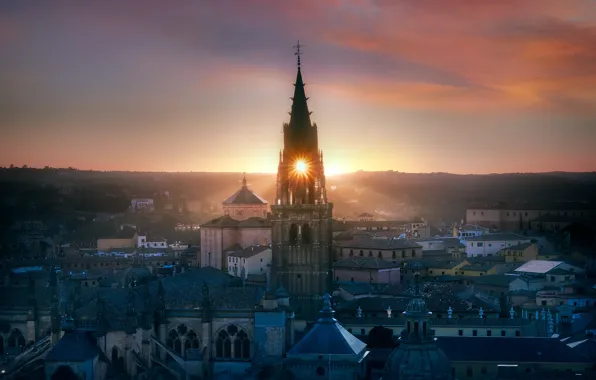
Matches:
[270,42,333,321]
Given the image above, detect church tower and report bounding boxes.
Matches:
[270,42,334,321]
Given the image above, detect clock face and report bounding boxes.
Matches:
[236,209,244,216]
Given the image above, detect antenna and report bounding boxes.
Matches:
[293,40,304,68]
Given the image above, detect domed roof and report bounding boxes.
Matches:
[405,298,430,314]
[383,343,452,380]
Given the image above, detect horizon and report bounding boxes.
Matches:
[2,1,596,173]
[2,165,596,177]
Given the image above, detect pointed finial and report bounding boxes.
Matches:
[509,307,515,319]
[479,307,484,318]
[447,306,453,319]
[386,305,392,318]
[318,293,336,323]
[242,173,247,188]
[356,305,362,318]
[293,40,304,69]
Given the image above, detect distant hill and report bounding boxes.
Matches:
[1,168,595,226]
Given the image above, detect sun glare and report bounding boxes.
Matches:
[294,159,308,174]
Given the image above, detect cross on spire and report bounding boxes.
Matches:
[293,40,304,69]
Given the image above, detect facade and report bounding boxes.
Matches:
[498,242,539,262]
[227,246,272,279]
[222,174,269,220]
[270,53,334,321]
[200,216,271,270]
[463,233,532,257]
[335,238,423,262]
[131,198,154,212]
[466,203,596,231]
[97,229,138,252]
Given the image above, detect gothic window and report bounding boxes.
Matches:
[7,329,25,348]
[302,224,312,244]
[167,324,200,357]
[215,325,251,360]
[289,224,298,245]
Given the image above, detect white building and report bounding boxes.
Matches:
[137,235,167,249]
[131,198,154,212]
[455,224,490,239]
[463,233,532,257]
[227,246,272,279]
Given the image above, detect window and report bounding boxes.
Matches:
[458,329,463,336]
[359,250,363,257]
[402,250,406,258]
[392,251,396,259]
[477,242,483,247]
[368,251,373,257]
[481,366,487,375]
[472,330,477,336]
[378,252,382,258]
[515,330,520,337]
[361,329,365,335]
[215,325,250,360]
[316,367,326,376]
[466,367,473,377]
[297,274,301,279]
[501,330,506,336]
[487,330,492,336]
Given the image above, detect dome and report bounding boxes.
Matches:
[405,298,429,314]
[383,343,452,380]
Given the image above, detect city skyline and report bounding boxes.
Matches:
[2,0,596,175]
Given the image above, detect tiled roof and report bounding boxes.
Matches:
[223,185,267,205]
[228,246,270,259]
[333,257,401,270]
[515,260,562,274]
[287,296,366,356]
[464,233,529,242]
[46,331,100,362]
[436,337,593,363]
[505,242,533,251]
[334,238,422,250]
[201,215,271,228]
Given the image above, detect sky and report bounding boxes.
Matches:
[1,0,596,175]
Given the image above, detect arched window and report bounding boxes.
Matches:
[167,324,199,357]
[302,224,312,244]
[289,224,298,245]
[215,325,251,360]
[7,329,25,348]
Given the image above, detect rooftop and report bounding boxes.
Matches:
[222,176,267,205]
[335,237,422,250]
[201,215,271,228]
[464,233,529,242]
[333,257,401,270]
[515,260,563,274]
[287,294,366,356]
[228,246,270,259]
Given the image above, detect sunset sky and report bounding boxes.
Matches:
[1,0,595,174]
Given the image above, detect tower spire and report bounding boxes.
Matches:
[242,172,247,188]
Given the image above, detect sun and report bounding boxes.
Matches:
[294,159,308,174]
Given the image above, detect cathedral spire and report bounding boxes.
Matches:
[241,172,247,188]
[288,41,313,137]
